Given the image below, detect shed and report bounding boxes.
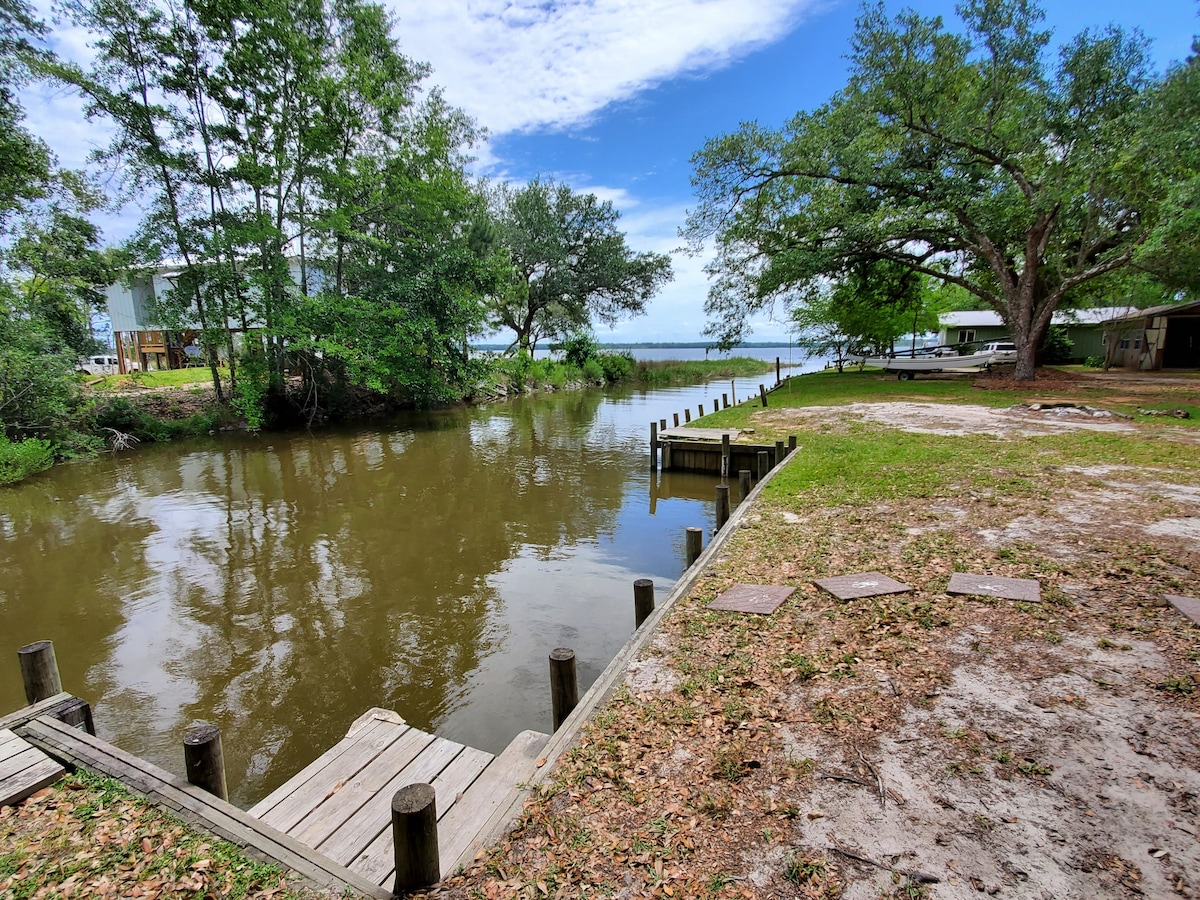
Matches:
[936,307,1142,361]
[1104,299,1200,371]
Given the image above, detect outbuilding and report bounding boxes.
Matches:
[1103,299,1200,371]
[936,307,1142,361]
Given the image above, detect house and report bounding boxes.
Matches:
[105,259,304,374]
[1103,299,1200,370]
[935,307,1143,361]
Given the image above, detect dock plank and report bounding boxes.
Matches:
[258,720,414,834]
[291,727,439,853]
[353,728,549,885]
[316,737,468,867]
[16,716,390,899]
[248,713,395,819]
[0,728,65,805]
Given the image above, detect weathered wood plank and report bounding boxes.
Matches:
[16,716,390,900]
[290,727,438,853]
[316,737,466,869]
[1,756,64,805]
[0,693,75,731]
[258,720,414,834]
[429,746,493,821]
[247,714,395,819]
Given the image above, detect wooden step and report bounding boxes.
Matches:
[0,727,65,805]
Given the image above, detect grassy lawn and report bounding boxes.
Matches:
[0,771,331,899]
[86,368,220,390]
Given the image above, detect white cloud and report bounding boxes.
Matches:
[389,0,817,135]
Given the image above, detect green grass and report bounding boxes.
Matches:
[90,368,219,390]
[632,356,775,385]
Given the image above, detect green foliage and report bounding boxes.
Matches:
[231,344,270,431]
[0,434,53,485]
[91,397,215,444]
[1083,355,1104,368]
[1040,325,1074,364]
[557,331,600,367]
[581,358,604,383]
[598,351,634,382]
[686,0,1186,379]
[489,178,673,354]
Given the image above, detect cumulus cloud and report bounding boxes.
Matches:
[390,0,817,135]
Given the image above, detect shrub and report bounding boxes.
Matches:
[0,435,54,485]
[1083,355,1104,368]
[582,358,604,383]
[1040,325,1074,364]
[558,332,599,368]
[598,351,634,382]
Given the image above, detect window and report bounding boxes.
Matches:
[957,329,976,344]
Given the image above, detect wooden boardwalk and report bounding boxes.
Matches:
[0,727,64,805]
[248,709,549,887]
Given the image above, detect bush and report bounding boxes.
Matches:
[558,332,599,368]
[1040,325,1074,364]
[1083,355,1105,368]
[582,358,604,382]
[0,435,54,485]
[598,351,634,382]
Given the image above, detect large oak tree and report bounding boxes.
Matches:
[685,0,1188,379]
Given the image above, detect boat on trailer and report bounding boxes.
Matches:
[864,352,995,380]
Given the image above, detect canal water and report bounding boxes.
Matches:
[0,377,791,807]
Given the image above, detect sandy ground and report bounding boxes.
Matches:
[424,396,1200,900]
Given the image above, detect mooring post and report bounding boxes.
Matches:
[18,640,62,704]
[685,526,703,567]
[739,469,752,501]
[663,440,672,470]
[549,648,578,731]
[731,380,736,404]
[55,697,95,735]
[721,433,730,478]
[650,421,658,470]
[759,384,768,408]
[788,435,797,456]
[660,418,667,432]
[775,440,785,468]
[722,393,729,409]
[684,409,692,423]
[698,403,704,418]
[715,484,730,531]
[673,412,680,428]
[183,725,228,802]
[757,450,770,480]
[633,579,655,629]
[392,783,440,893]
[776,357,781,385]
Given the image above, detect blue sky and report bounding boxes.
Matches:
[27,0,1199,343]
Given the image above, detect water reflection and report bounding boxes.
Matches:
[0,383,731,806]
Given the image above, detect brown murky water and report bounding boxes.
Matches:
[0,383,735,806]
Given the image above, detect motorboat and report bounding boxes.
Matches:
[864,351,995,380]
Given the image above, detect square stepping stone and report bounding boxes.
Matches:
[1165,595,1200,626]
[709,584,795,615]
[947,572,1041,602]
[814,572,911,600]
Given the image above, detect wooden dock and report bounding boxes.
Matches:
[658,430,779,474]
[247,709,550,887]
[6,693,548,896]
[0,726,65,805]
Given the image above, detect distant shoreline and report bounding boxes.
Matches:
[473,341,797,351]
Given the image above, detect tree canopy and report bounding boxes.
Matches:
[685,0,1193,379]
[489,178,673,355]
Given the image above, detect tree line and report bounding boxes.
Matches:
[685,0,1199,380]
[0,0,671,469]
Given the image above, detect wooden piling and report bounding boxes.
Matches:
[391,783,440,892]
[721,434,730,478]
[660,418,667,431]
[715,484,730,531]
[757,450,770,480]
[650,422,658,469]
[673,412,680,428]
[685,527,703,567]
[684,409,692,423]
[775,440,785,468]
[722,393,729,409]
[788,435,797,455]
[549,648,578,731]
[54,697,95,735]
[759,384,768,408]
[698,403,704,418]
[662,440,672,470]
[776,357,781,385]
[739,469,752,501]
[183,725,228,802]
[18,641,62,704]
[634,579,655,629]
